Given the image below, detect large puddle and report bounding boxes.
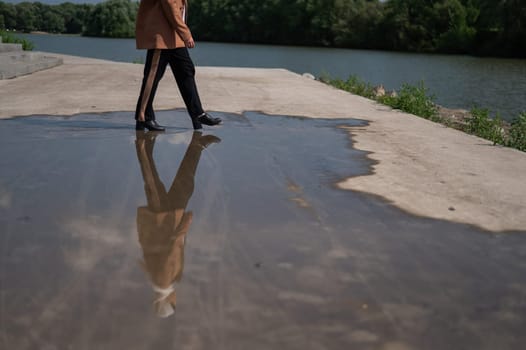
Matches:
[1,110,525,350]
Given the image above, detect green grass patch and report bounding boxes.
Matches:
[0,31,34,51]
[466,108,506,145]
[379,82,438,120]
[326,75,438,120]
[324,74,525,152]
[508,112,526,151]
[464,108,525,150]
[325,75,376,99]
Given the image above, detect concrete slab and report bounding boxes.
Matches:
[0,42,22,52]
[1,111,525,350]
[0,53,524,232]
[0,50,63,79]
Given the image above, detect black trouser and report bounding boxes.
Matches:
[135,48,205,122]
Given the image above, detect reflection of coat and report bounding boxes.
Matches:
[138,207,193,288]
[135,0,192,49]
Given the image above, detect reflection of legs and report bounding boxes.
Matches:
[136,131,220,211]
[135,49,169,121]
[134,132,222,319]
[167,48,205,119]
[135,132,167,212]
[166,132,221,208]
[166,132,204,209]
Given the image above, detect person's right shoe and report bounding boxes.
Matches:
[150,120,165,129]
[198,113,222,126]
[192,113,222,130]
[136,120,165,132]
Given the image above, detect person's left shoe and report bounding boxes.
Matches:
[151,120,165,129]
[136,120,165,132]
[197,113,222,126]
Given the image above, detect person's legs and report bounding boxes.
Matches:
[135,50,169,130]
[145,51,170,122]
[136,50,161,121]
[135,132,169,212]
[167,48,222,129]
[167,48,204,119]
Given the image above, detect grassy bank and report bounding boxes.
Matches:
[0,30,33,50]
[323,75,526,152]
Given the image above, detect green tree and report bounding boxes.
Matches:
[378,0,480,53]
[380,0,441,51]
[56,2,92,34]
[84,0,138,38]
[434,0,478,52]
[500,0,526,57]
[0,0,523,57]
[332,0,383,48]
[472,0,526,57]
[15,2,37,32]
[42,8,66,33]
[0,2,17,30]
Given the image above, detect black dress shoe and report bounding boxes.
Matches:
[136,120,165,131]
[191,117,203,130]
[151,120,164,128]
[197,113,222,126]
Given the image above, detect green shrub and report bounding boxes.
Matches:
[327,76,438,120]
[324,74,524,152]
[328,75,376,99]
[0,30,34,50]
[380,82,438,119]
[508,112,526,151]
[467,108,506,145]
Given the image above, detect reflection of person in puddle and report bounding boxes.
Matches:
[135,131,220,317]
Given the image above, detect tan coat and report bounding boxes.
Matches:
[135,0,192,49]
[138,207,193,288]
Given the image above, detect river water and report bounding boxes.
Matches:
[18,33,526,121]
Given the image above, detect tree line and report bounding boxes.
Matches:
[0,0,138,37]
[0,0,524,58]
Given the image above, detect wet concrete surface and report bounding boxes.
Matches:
[1,110,525,350]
